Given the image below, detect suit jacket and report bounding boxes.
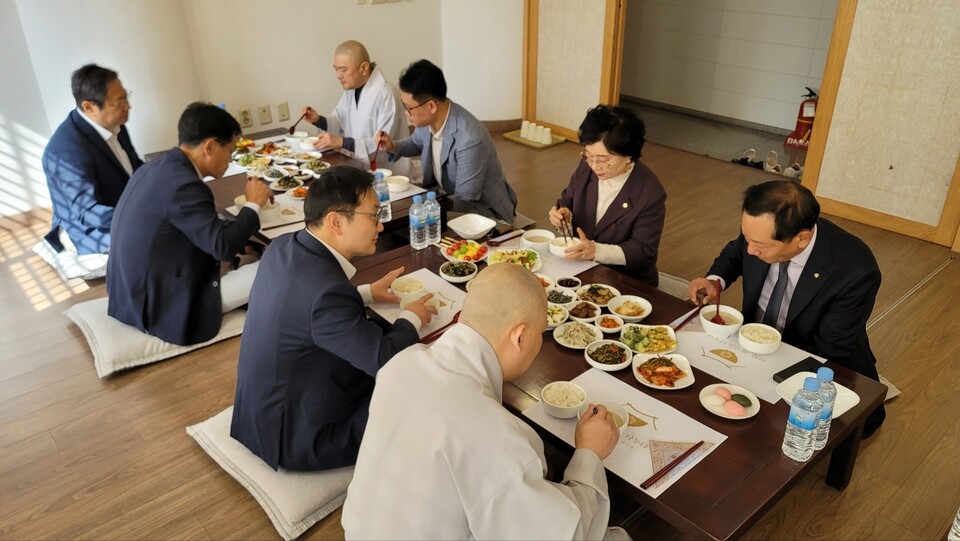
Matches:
[708,218,881,378]
[559,161,666,287]
[231,230,420,471]
[390,101,517,222]
[42,109,144,254]
[106,148,260,346]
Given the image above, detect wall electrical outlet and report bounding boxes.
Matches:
[238,108,253,128]
[277,101,290,122]
[258,105,272,125]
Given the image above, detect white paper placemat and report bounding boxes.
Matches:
[673,330,825,404]
[523,369,726,498]
[368,268,466,338]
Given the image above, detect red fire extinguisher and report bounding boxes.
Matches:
[784,87,818,150]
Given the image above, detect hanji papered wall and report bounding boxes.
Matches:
[817,0,960,226]
[536,0,606,132]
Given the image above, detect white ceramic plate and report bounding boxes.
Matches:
[576,284,622,307]
[441,240,488,263]
[269,178,303,192]
[438,261,478,284]
[294,151,323,163]
[546,304,569,330]
[776,371,860,419]
[553,321,603,350]
[632,353,695,390]
[488,248,543,272]
[607,295,653,322]
[699,383,761,420]
[619,323,678,354]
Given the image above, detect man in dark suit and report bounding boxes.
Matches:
[688,180,885,437]
[107,103,272,346]
[42,64,144,254]
[376,59,517,223]
[231,166,436,471]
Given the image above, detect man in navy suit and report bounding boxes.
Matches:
[42,64,144,254]
[231,166,436,471]
[107,103,272,346]
[376,59,517,223]
[688,180,885,438]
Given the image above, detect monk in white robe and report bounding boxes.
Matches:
[300,40,411,175]
[342,264,628,540]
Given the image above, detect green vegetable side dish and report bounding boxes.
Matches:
[587,343,627,365]
[441,261,476,278]
[236,154,257,166]
[730,394,753,408]
[547,290,573,304]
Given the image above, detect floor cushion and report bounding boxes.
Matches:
[187,407,353,541]
[64,297,246,378]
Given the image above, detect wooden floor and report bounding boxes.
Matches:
[1,136,957,540]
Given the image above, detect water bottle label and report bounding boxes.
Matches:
[788,406,819,430]
[379,192,390,203]
[820,405,833,420]
[410,217,422,227]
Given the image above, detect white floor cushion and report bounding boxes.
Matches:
[64,297,246,378]
[187,407,353,541]
[33,239,108,281]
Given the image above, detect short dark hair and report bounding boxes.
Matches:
[578,105,645,161]
[304,166,375,228]
[398,59,447,103]
[742,180,820,241]
[71,64,118,108]
[177,102,241,147]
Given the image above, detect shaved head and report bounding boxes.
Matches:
[461,264,547,381]
[335,40,371,66]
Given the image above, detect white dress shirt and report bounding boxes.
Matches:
[430,105,452,192]
[591,164,634,266]
[308,230,422,332]
[77,108,133,175]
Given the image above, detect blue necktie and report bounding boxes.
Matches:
[762,261,790,330]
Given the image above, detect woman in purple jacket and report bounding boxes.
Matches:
[549,105,666,287]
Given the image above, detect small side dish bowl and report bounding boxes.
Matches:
[438,261,478,284]
[607,295,653,323]
[546,304,569,330]
[584,340,633,372]
[541,381,587,419]
[738,323,782,354]
[567,300,601,323]
[699,305,744,338]
[596,314,624,334]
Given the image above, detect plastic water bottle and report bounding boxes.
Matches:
[948,507,960,541]
[373,171,391,222]
[424,191,441,245]
[409,195,428,250]
[813,367,838,450]
[782,377,823,462]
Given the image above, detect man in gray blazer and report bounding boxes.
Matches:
[377,59,517,223]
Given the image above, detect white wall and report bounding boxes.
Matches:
[439,0,523,120]
[181,0,444,135]
[1,0,53,215]
[621,0,837,130]
[15,0,202,153]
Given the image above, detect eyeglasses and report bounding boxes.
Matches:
[106,90,132,108]
[339,207,385,223]
[403,99,433,114]
[580,150,619,169]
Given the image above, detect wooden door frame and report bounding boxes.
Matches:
[522,0,626,142]
[802,0,960,249]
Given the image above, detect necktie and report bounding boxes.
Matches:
[762,260,790,330]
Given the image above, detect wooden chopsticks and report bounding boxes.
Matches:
[556,198,573,244]
[420,310,461,344]
[640,440,705,490]
[672,305,703,331]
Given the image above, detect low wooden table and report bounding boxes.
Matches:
[350,243,888,541]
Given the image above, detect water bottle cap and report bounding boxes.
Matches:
[816,366,834,381]
[413,195,423,203]
[803,377,821,392]
[427,191,437,200]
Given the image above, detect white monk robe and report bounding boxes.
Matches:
[322,64,411,176]
[342,324,614,540]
